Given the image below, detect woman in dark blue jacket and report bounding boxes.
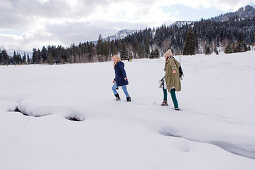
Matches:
[112,55,131,102]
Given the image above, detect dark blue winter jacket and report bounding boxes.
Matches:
[114,61,129,86]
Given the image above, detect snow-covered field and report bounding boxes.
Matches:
[0,51,255,170]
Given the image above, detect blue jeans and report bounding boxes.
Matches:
[112,82,130,97]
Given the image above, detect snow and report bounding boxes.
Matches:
[170,21,193,28]
[105,29,137,41]
[0,51,255,170]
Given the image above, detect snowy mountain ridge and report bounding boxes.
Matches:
[211,5,255,21]
[170,21,193,27]
[168,5,255,28]
[104,29,138,41]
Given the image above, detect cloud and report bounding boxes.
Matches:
[0,0,254,51]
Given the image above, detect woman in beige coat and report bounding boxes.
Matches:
[161,49,181,110]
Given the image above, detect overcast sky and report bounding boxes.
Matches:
[0,0,254,51]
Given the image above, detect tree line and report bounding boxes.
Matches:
[0,50,30,65]
[1,15,254,65]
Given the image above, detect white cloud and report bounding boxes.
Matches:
[0,0,254,51]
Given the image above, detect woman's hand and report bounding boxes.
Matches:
[124,77,128,81]
[172,70,177,74]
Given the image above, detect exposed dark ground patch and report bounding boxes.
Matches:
[13,107,29,116]
[65,115,85,121]
[11,106,85,121]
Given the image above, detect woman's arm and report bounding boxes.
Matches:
[119,62,127,79]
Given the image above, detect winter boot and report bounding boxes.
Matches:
[126,97,131,102]
[174,107,181,111]
[115,93,120,101]
[161,100,168,106]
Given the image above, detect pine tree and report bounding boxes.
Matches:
[205,46,211,55]
[0,51,3,65]
[13,51,18,65]
[234,41,245,53]
[88,42,95,62]
[53,46,61,64]
[37,49,41,63]
[149,48,160,59]
[17,53,22,64]
[145,39,150,58]
[102,40,110,60]
[225,43,233,53]
[96,34,103,56]
[183,29,196,55]
[48,52,54,65]
[2,50,9,65]
[41,46,47,63]
[27,54,30,64]
[32,48,37,64]
[22,54,27,64]
[120,45,128,60]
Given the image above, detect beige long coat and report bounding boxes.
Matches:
[165,57,181,92]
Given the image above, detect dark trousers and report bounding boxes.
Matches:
[163,88,178,108]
